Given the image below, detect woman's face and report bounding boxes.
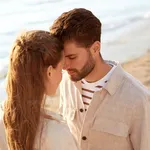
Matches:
[44,54,64,96]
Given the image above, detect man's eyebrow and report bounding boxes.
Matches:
[65,54,77,58]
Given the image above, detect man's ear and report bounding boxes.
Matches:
[90,41,101,54]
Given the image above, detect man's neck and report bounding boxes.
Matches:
[84,59,112,83]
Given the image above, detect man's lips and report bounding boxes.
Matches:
[67,70,76,75]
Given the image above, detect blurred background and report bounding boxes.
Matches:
[0,0,150,102]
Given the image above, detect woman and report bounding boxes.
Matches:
[0,30,78,150]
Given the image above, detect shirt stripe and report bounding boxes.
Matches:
[82,94,92,99]
[82,88,94,93]
[96,85,103,88]
[83,101,90,105]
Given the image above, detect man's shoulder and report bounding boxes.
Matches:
[124,74,150,119]
[122,71,150,105]
[125,71,149,93]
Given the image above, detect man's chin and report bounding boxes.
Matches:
[69,75,76,81]
[69,75,81,82]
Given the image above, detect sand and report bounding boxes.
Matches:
[122,50,150,90]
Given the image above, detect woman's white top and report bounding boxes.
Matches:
[0,94,78,150]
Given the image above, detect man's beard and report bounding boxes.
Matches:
[67,52,95,81]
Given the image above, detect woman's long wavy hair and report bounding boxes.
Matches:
[3,30,63,150]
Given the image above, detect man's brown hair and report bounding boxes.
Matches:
[50,8,102,47]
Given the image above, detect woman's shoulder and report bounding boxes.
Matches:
[39,111,78,150]
[42,110,70,141]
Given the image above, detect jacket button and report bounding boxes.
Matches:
[80,108,84,112]
[82,136,87,140]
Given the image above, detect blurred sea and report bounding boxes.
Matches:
[0,0,150,101]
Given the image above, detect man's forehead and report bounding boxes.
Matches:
[63,46,79,56]
[64,45,86,55]
[64,41,84,50]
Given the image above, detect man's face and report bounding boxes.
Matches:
[63,41,95,81]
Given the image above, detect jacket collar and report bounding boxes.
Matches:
[103,64,126,95]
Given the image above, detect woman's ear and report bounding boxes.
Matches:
[44,65,55,96]
[46,65,54,80]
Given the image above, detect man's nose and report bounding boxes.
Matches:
[63,60,70,70]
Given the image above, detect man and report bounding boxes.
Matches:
[50,8,150,150]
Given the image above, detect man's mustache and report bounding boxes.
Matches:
[67,69,78,73]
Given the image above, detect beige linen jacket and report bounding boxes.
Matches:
[59,63,150,150]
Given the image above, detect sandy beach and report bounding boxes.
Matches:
[122,50,150,90]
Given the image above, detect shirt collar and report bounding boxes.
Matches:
[74,61,126,96]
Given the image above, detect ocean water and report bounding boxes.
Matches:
[0,0,150,101]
